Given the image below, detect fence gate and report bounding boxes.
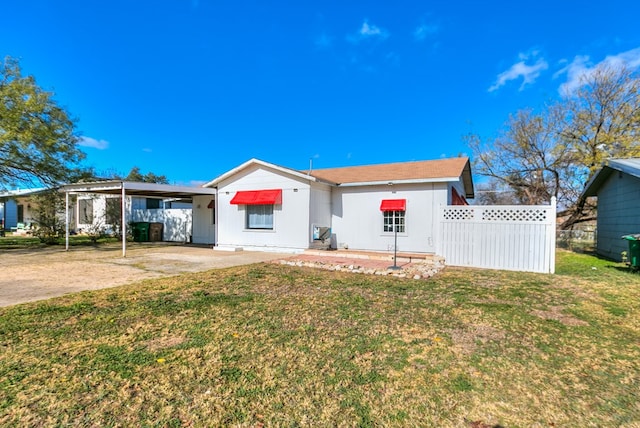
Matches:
[437,198,556,273]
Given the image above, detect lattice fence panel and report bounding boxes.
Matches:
[482,208,548,222]
[442,208,476,221]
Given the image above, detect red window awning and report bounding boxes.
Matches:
[380,199,406,212]
[230,189,282,205]
[451,188,468,205]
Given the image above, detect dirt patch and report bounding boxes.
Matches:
[144,335,188,351]
[448,324,507,356]
[0,243,286,307]
[530,306,589,326]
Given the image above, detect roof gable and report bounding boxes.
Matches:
[203,158,324,188]
[582,158,640,197]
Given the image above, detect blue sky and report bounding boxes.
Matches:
[3,1,640,186]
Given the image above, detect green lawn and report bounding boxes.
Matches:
[0,234,120,249]
[1,251,638,427]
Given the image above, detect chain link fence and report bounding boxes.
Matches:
[557,229,596,252]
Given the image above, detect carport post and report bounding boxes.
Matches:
[65,191,70,251]
[122,183,127,257]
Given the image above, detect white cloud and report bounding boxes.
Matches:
[347,20,389,44]
[488,52,549,92]
[414,23,438,41]
[78,136,109,150]
[554,55,591,94]
[555,47,640,95]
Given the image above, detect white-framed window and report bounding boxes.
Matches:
[383,210,405,233]
[79,199,93,223]
[246,205,274,230]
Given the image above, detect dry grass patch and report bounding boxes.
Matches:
[1,252,639,426]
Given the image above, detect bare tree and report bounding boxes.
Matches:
[468,65,640,228]
[468,107,571,206]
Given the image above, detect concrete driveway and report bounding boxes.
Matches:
[0,243,287,307]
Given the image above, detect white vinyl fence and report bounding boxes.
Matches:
[437,198,556,273]
[131,208,192,242]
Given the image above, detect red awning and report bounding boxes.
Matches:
[230,189,282,205]
[380,199,406,211]
[451,188,468,205]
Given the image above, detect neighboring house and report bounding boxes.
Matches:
[0,188,49,230]
[75,194,161,232]
[582,158,640,261]
[60,181,216,246]
[204,157,473,253]
[74,193,196,242]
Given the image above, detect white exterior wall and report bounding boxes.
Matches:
[216,165,315,252]
[330,182,448,253]
[76,194,106,232]
[596,172,640,261]
[76,194,129,233]
[192,195,216,244]
[309,183,332,239]
[132,208,192,242]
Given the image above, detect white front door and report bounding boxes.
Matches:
[192,196,215,244]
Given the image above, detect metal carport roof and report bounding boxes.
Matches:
[59,181,217,257]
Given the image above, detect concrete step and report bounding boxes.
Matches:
[303,249,443,264]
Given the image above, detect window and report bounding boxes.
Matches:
[246,204,273,230]
[383,210,405,233]
[106,198,121,225]
[17,204,24,223]
[146,198,161,209]
[79,199,93,223]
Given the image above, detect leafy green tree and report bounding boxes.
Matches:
[560,65,640,175]
[124,166,169,184]
[0,56,84,190]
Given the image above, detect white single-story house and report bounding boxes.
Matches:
[581,158,640,261]
[204,157,473,254]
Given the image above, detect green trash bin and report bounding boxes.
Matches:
[132,222,150,242]
[622,234,640,269]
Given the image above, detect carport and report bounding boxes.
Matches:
[59,181,217,257]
